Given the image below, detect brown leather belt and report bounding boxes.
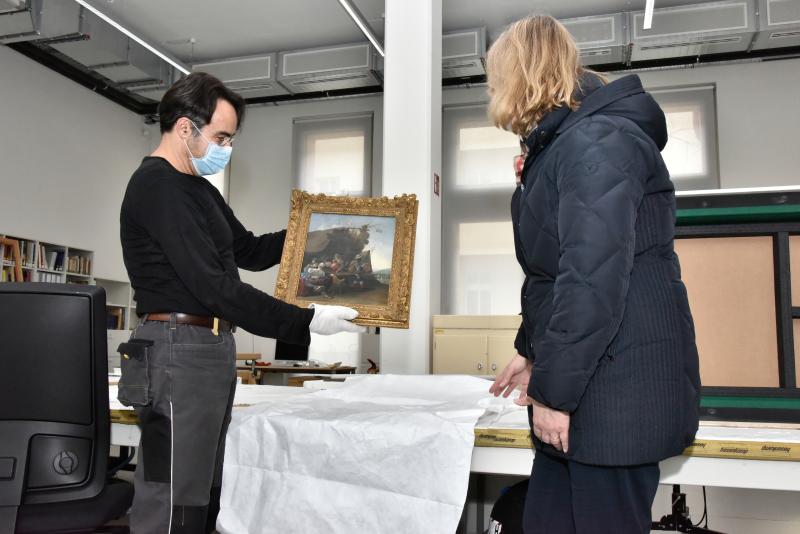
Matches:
[142,313,236,333]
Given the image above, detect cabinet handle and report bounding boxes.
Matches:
[491,363,497,371]
[477,363,484,370]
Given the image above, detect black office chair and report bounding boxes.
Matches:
[0,283,133,534]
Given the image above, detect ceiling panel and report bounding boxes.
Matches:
[83,0,728,65]
[84,0,385,63]
[444,0,729,40]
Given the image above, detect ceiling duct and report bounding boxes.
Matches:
[630,0,756,61]
[0,0,83,45]
[193,53,288,98]
[47,9,169,88]
[442,27,486,77]
[752,0,800,49]
[278,43,382,94]
[560,13,629,66]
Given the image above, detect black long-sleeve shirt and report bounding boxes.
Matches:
[120,156,314,345]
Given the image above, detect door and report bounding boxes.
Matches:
[487,333,518,376]
[433,334,487,374]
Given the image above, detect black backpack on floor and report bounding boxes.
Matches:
[487,479,529,534]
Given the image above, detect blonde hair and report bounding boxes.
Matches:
[486,15,607,137]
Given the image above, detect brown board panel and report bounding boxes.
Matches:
[790,236,800,307]
[675,236,779,387]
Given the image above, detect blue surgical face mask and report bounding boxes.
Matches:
[184,121,232,176]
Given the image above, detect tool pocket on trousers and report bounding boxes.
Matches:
[117,339,155,407]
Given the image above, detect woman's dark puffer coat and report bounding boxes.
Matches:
[512,74,701,466]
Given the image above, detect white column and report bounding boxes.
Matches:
[380,0,442,374]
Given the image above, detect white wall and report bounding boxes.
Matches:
[444,56,800,190]
[226,95,383,358]
[0,45,152,281]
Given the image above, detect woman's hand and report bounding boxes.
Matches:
[489,353,532,405]
[528,398,570,453]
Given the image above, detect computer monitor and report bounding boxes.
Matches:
[274,340,309,361]
[0,283,109,525]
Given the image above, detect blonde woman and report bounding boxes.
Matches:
[487,15,701,534]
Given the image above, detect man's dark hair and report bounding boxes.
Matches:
[158,72,246,134]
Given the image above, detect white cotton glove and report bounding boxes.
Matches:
[308,304,367,335]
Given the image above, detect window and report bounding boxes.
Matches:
[442,105,524,315]
[293,114,373,196]
[455,125,522,189]
[291,113,374,366]
[649,85,719,191]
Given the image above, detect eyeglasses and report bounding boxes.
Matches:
[190,120,235,147]
[214,134,236,147]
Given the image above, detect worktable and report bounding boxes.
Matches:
[109,382,800,491]
[235,363,357,386]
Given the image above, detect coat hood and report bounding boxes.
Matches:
[558,74,668,151]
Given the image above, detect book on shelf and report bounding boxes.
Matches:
[67,254,92,275]
[28,241,34,268]
[37,272,62,283]
[106,307,125,330]
[18,240,36,268]
[18,240,26,266]
[14,239,35,269]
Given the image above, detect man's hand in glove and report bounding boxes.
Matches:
[308,304,368,335]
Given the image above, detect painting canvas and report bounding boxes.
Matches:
[275,190,418,328]
[299,213,395,306]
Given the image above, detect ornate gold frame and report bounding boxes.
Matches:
[274,190,418,329]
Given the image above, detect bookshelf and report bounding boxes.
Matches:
[95,278,137,373]
[1,233,137,373]
[94,278,136,331]
[0,234,137,330]
[0,234,93,284]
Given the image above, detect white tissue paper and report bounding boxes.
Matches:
[217,374,496,534]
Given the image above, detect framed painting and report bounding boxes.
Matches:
[274,190,418,329]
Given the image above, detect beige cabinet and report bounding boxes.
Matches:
[432,335,487,374]
[488,334,517,374]
[432,315,522,376]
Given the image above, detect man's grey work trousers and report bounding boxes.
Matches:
[118,314,236,533]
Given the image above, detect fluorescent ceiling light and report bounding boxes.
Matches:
[73,0,190,75]
[336,0,385,57]
[644,0,655,30]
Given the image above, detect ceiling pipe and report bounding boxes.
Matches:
[336,0,385,57]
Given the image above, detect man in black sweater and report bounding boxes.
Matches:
[118,73,364,533]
